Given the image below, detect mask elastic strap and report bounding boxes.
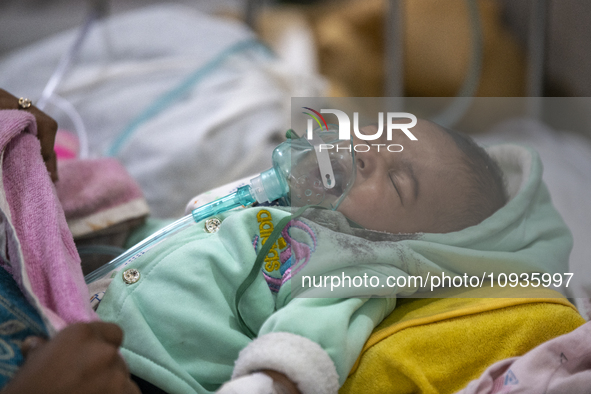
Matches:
[234,205,323,338]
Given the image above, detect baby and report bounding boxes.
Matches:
[96,119,569,394]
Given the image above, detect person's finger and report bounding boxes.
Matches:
[87,322,125,348]
[35,113,59,182]
[85,365,141,394]
[126,378,142,394]
[79,338,138,394]
[31,108,57,158]
[46,151,58,182]
[20,336,48,358]
[0,89,19,109]
[23,103,58,171]
[0,89,59,181]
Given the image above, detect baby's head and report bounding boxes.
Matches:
[337,119,507,234]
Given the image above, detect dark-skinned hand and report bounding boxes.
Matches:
[2,322,140,394]
[0,89,59,182]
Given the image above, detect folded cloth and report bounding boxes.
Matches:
[0,110,97,332]
[55,157,150,239]
[341,286,585,394]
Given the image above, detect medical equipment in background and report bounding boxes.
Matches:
[84,127,356,283]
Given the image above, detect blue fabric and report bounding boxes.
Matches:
[0,266,48,388]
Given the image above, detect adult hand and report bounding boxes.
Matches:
[0,89,58,182]
[2,322,140,394]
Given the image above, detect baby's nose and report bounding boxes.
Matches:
[354,144,382,176]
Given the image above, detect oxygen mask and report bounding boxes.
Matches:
[278,127,356,210]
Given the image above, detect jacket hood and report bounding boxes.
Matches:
[419,144,572,280]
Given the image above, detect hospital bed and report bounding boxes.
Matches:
[0,1,590,393]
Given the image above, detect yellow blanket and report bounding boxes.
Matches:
[341,286,585,394]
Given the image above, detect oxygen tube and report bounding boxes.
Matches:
[84,127,355,284]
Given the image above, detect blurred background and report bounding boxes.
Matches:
[4,0,591,136]
[2,0,590,97]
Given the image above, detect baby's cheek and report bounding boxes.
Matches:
[336,198,362,221]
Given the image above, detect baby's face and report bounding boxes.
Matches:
[337,120,468,234]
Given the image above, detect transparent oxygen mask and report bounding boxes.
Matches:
[282,127,356,210]
[84,126,355,284]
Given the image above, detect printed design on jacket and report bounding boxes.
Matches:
[255,210,288,273]
[253,210,317,293]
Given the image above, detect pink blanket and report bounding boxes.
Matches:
[0,110,96,332]
[457,320,591,393]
